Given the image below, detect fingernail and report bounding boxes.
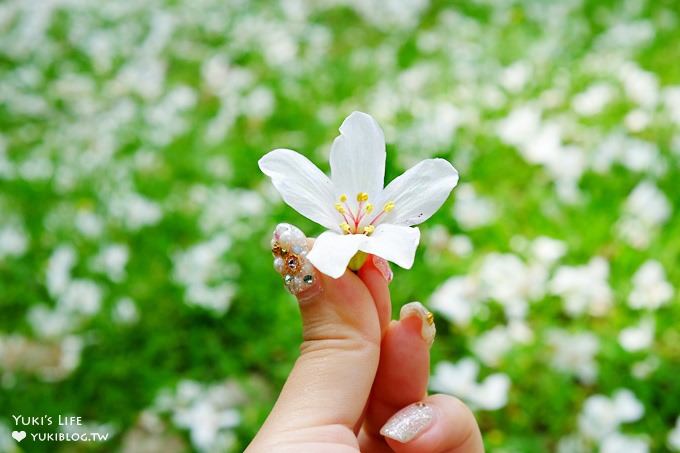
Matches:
[400,302,436,346]
[380,402,435,443]
[272,223,321,302]
[372,255,393,283]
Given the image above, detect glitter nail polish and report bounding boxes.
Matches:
[380,402,435,443]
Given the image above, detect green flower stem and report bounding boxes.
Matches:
[348,251,368,271]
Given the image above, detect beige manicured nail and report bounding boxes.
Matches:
[380,402,435,443]
[271,223,321,301]
[372,255,393,283]
[400,302,436,346]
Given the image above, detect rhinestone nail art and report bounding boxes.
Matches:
[272,223,318,297]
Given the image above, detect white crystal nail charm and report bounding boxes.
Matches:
[272,223,319,299]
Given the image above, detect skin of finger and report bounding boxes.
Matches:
[361,315,431,441]
[357,255,392,335]
[357,434,393,453]
[384,394,484,453]
[250,267,382,447]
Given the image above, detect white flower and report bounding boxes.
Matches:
[628,260,673,310]
[423,226,473,258]
[500,61,531,93]
[74,209,104,238]
[578,389,644,442]
[59,279,103,316]
[571,82,614,116]
[497,105,541,148]
[550,257,613,317]
[452,184,498,230]
[665,86,680,126]
[0,223,28,259]
[472,322,532,367]
[430,358,511,411]
[259,111,459,278]
[46,245,77,297]
[619,62,659,108]
[113,297,139,325]
[619,317,655,352]
[27,305,76,338]
[109,191,163,231]
[172,235,236,314]
[478,253,546,319]
[153,379,244,453]
[429,275,480,327]
[472,327,514,367]
[556,434,589,453]
[617,181,672,249]
[529,236,567,265]
[91,244,129,282]
[601,432,649,453]
[547,329,600,384]
[631,356,660,380]
[0,421,18,453]
[668,416,680,451]
[173,400,239,452]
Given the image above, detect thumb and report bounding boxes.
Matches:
[252,224,381,445]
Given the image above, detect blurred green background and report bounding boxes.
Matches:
[1,0,679,451]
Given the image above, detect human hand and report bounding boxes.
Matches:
[246,224,483,453]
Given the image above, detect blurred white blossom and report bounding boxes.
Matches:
[472,322,533,367]
[59,279,103,316]
[550,257,613,317]
[0,223,28,259]
[172,235,236,314]
[669,416,680,451]
[0,335,83,382]
[618,181,672,249]
[152,380,244,453]
[628,260,674,310]
[91,243,129,282]
[619,318,654,352]
[452,184,498,230]
[430,358,511,411]
[478,253,547,319]
[572,83,614,116]
[601,432,649,453]
[547,329,600,383]
[109,192,163,231]
[578,389,644,442]
[46,245,77,297]
[113,297,140,325]
[0,421,19,452]
[429,276,480,327]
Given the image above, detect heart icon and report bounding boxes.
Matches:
[11,431,26,442]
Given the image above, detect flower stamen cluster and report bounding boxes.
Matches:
[335,193,395,235]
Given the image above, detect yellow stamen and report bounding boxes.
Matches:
[363,225,375,235]
[340,222,352,234]
[383,201,395,212]
[335,202,345,213]
[365,203,374,213]
[339,194,348,202]
[357,192,369,202]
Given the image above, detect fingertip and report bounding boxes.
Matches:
[399,301,436,347]
[382,395,484,453]
[357,255,392,334]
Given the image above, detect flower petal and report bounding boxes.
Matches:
[307,231,367,278]
[329,111,386,202]
[259,149,339,231]
[380,158,459,226]
[360,224,420,269]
